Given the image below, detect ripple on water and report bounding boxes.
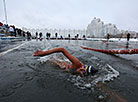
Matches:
[11,83,24,89]
[0,88,15,98]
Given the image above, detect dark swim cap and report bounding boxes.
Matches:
[79,65,98,76]
[87,65,98,75]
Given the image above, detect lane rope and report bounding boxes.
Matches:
[80,46,138,54]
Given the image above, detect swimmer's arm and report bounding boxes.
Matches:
[34,47,83,67]
[34,47,65,56]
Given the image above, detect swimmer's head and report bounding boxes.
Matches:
[78,65,98,76]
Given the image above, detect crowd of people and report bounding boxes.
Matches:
[34,31,86,41]
[1,22,86,41]
[0,22,8,34]
[0,21,32,40]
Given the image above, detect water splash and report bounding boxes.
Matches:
[92,64,119,84]
[67,63,119,90]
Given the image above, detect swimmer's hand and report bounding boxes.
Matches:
[33,50,45,56]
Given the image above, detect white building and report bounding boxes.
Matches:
[87,17,118,37]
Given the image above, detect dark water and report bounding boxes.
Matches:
[0,39,138,102]
[0,40,24,53]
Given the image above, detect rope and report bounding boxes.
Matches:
[80,46,138,54]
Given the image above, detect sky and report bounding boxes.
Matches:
[0,0,138,31]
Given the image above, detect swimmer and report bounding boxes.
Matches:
[34,47,98,76]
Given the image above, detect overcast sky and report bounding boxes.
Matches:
[0,0,138,31]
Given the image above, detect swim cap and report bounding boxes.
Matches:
[87,65,98,75]
[78,65,98,76]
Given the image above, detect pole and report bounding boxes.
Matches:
[3,0,8,24]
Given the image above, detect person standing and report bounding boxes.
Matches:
[55,33,58,39]
[9,26,14,36]
[23,31,25,38]
[0,22,3,26]
[12,25,16,37]
[17,29,21,36]
[35,32,38,39]
[107,33,110,41]
[68,34,71,39]
[49,33,51,39]
[83,35,86,40]
[76,34,79,40]
[127,33,130,41]
[39,32,43,40]
[46,32,48,39]
[27,31,31,40]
